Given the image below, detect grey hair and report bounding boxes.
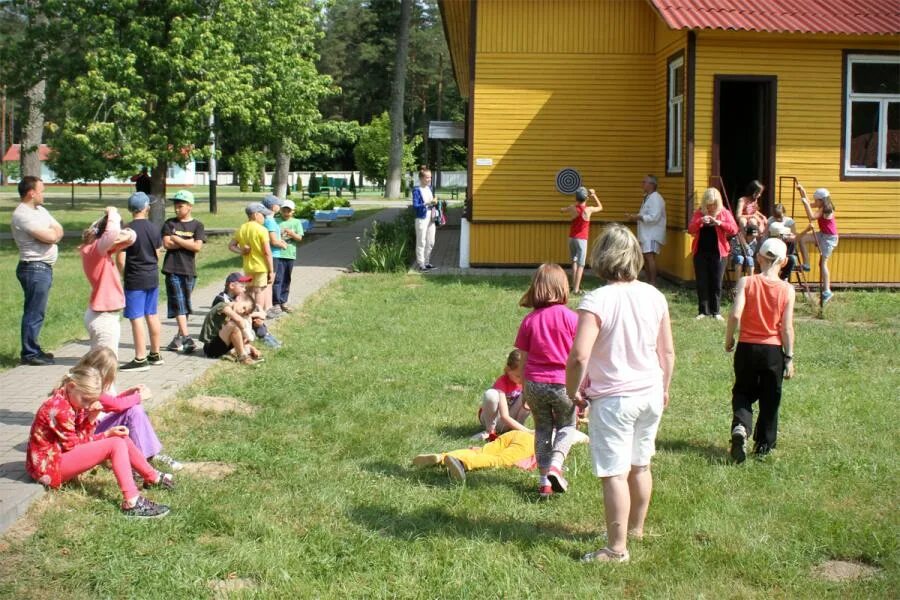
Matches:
[591,223,644,282]
[645,174,658,188]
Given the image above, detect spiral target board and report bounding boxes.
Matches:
[555,168,582,194]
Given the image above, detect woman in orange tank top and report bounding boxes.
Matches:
[724,237,796,462]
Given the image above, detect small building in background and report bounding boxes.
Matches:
[439,0,900,285]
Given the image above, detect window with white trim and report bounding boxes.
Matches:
[667,55,684,174]
[844,54,900,176]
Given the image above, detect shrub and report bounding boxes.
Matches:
[352,210,415,272]
[308,172,320,196]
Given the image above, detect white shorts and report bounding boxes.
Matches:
[588,391,664,477]
[84,308,121,357]
[640,240,662,254]
[819,234,838,259]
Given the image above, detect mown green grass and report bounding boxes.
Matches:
[0,276,897,598]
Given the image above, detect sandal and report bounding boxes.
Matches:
[581,547,629,563]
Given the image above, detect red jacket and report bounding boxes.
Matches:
[27,389,103,488]
[688,208,739,258]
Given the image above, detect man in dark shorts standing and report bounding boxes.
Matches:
[161,190,206,353]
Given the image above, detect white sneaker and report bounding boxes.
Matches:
[714,314,725,321]
[154,454,184,472]
[695,314,706,320]
[470,430,490,441]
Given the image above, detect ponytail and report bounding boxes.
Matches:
[54,365,103,399]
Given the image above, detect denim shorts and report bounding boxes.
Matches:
[124,287,160,320]
[569,238,588,266]
[164,273,195,318]
[819,234,838,259]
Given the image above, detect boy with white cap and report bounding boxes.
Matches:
[161,190,206,354]
[725,237,796,462]
[229,202,274,310]
[273,199,304,313]
[120,192,164,371]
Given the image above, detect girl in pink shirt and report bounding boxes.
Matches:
[514,264,579,499]
[796,185,839,303]
[80,207,137,355]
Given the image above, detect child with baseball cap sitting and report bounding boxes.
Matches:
[213,272,281,348]
[198,293,262,365]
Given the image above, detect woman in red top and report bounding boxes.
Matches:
[688,188,739,319]
[26,365,173,518]
[561,186,603,295]
[725,237,795,461]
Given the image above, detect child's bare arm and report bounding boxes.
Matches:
[781,285,796,379]
[725,278,747,352]
[560,205,578,218]
[497,394,531,433]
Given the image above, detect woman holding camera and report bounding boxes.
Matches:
[688,188,739,320]
[79,206,136,356]
[412,166,438,271]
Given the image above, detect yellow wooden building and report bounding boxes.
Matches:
[438,0,900,285]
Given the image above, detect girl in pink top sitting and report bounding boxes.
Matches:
[80,207,137,355]
[514,263,579,499]
[796,185,839,303]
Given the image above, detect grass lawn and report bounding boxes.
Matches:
[0,185,381,368]
[0,275,896,598]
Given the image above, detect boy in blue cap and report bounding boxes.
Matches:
[161,190,206,353]
[120,192,164,371]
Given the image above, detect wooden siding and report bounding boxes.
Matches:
[693,32,900,236]
[477,0,655,55]
[471,0,663,226]
[438,0,472,97]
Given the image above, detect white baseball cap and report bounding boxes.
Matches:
[813,188,830,200]
[281,199,296,210]
[758,237,787,261]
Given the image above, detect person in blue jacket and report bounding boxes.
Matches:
[412,166,438,271]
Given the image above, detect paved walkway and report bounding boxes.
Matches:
[0,207,401,532]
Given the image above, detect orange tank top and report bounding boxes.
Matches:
[739,275,789,346]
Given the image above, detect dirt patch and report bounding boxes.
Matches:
[180,461,236,480]
[185,395,257,416]
[812,560,880,582]
[208,575,256,598]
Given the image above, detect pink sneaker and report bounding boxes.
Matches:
[538,484,553,500]
[548,466,568,493]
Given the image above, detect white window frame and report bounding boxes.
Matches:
[844,53,900,177]
[667,55,684,174]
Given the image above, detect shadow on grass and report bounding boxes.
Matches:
[348,502,596,550]
[657,438,729,465]
[436,424,479,440]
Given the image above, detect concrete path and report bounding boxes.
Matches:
[0,207,401,532]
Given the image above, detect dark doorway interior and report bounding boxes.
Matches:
[714,78,776,216]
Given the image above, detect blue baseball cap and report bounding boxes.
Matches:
[128,192,150,212]
[261,195,281,210]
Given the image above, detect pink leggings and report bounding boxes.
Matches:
[58,437,158,500]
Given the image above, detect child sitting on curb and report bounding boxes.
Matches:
[472,349,530,441]
[198,294,263,365]
[26,365,173,518]
[77,347,183,471]
[213,272,281,348]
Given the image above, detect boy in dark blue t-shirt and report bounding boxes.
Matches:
[120,192,164,371]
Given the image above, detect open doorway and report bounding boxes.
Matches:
[713,77,777,216]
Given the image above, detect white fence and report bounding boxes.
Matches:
[194,170,468,189]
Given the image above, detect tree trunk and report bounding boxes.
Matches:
[149,161,167,226]
[98,179,102,200]
[273,140,290,198]
[20,79,46,178]
[385,0,412,199]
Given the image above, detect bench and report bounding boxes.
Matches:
[314,210,338,226]
[334,207,355,219]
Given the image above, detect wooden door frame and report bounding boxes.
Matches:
[712,75,778,212]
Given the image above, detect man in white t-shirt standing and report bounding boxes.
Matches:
[11,176,63,365]
[628,175,666,286]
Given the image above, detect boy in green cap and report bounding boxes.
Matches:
[161,190,206,353]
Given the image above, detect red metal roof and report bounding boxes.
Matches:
[650,0,900,36]
[2,144,52,162]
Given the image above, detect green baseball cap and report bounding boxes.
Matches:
[172,190,195,205]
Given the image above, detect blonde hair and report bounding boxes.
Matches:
[55,365,103,400]
[520,263,569,309]
[76,347,118,391]
[591,223,644,282]
[418,165,431,183]
[506,349,523,369]
[701,187,723,214]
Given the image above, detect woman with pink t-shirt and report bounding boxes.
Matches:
[514,263,579,499]
[567,224,675,563]
[79,207,136,356]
